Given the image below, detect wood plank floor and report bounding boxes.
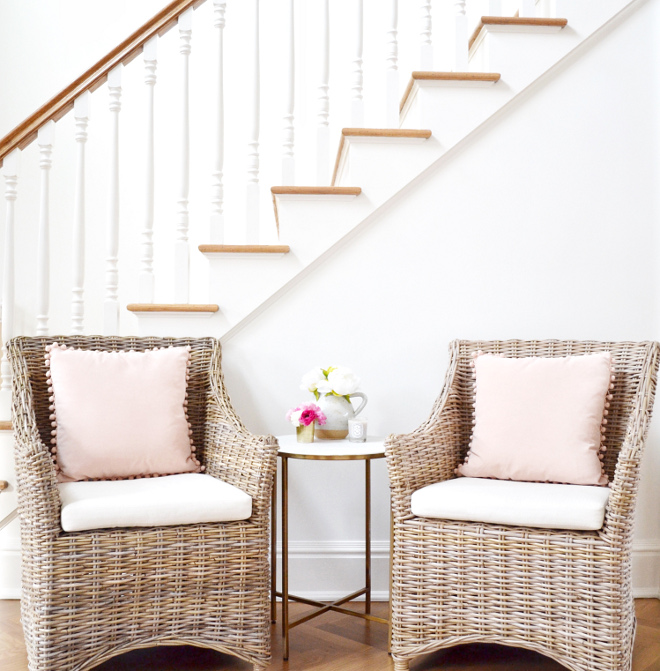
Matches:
[1,599,659,670]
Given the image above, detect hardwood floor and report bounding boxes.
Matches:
[1,599,659,670]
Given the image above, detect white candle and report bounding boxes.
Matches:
[348,417,367,443]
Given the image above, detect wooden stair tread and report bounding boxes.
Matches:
[400,72,501,113]
[341,128,432,139]
[271,186,361,196]
[126,303,219,313]
[199,244,290,254]
[332,129,432,186]
[469,16,568,50]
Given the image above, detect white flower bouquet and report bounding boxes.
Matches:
[300,366,361,401]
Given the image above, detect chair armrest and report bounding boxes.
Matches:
[12,435,62,538]
[601,442,642,543]
[386,417,464,521]
[387,343,466,521]
[203,420,278,522]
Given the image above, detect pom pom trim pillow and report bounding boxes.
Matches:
[457,351,613,486]
[46,343,202,482]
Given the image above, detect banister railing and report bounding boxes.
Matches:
[0,0,204,167]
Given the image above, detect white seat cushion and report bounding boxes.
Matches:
[411,477,610,531]
[59,473,252,532]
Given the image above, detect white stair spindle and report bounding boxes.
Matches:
[211,1,226,241]
[420,0,433,70]
[351,0,364,127]
[385,0,399,128]
[454,1,468,72]
[71,93,90,334]
[519,0,536,17]
[176,9,192,301]
[489,0,503,14]
[246,0,260,243]
[317,0,330,184]
[140,37,157,302]
[1,149,19,399]
[105,65,122,335]
[36,120,55,337]
[282,0,295,185]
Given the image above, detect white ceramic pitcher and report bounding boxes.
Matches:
[315,392,368,440]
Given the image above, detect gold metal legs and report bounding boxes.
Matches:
[273,455,387,660]
[365,459,371,616]
[270,474,277,624]
[282,456,289,659]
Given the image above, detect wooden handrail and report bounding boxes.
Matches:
[0,0,207,167]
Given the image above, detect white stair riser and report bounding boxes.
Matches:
[334,140,442,200]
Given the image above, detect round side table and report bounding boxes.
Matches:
[271,435,388,659]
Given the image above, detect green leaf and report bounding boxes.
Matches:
[313,390,320,401]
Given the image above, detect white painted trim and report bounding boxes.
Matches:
[275,539,389,559]
[633,540,660,554]
[275,591,390,602]
[1,541,658,600]
[0,548,20,599]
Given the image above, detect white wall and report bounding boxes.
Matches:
[221,0,660,598]
[1,0,659,599]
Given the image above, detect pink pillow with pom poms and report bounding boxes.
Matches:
[46,344,202,482]
[457,351,613,486]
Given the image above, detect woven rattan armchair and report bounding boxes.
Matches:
[386,339,660,671]
[8,335,278,671]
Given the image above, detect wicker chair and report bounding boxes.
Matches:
[386,339,660,671]
[8,335,278,671]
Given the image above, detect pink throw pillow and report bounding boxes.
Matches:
[46,344,202,482]
[457,352,613,486]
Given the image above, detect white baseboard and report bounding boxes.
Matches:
[631,540,660,599]
[2,540,658,601]
[0,548,20,599]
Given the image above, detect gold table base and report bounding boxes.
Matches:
[271,440,388,660]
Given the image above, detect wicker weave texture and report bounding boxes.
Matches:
[385,339,660,671]
[8,335,277,671]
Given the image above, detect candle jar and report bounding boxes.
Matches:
[347,417,367,443]
[296,423,315,443]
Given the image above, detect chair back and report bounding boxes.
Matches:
[9,335,220,468]
[452,339,660,481]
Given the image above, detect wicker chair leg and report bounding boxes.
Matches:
[393,658,410,670]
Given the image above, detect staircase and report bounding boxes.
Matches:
[0,0,634,366]
[3,0,657,599]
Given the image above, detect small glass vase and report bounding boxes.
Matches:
[296,423,315,443]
